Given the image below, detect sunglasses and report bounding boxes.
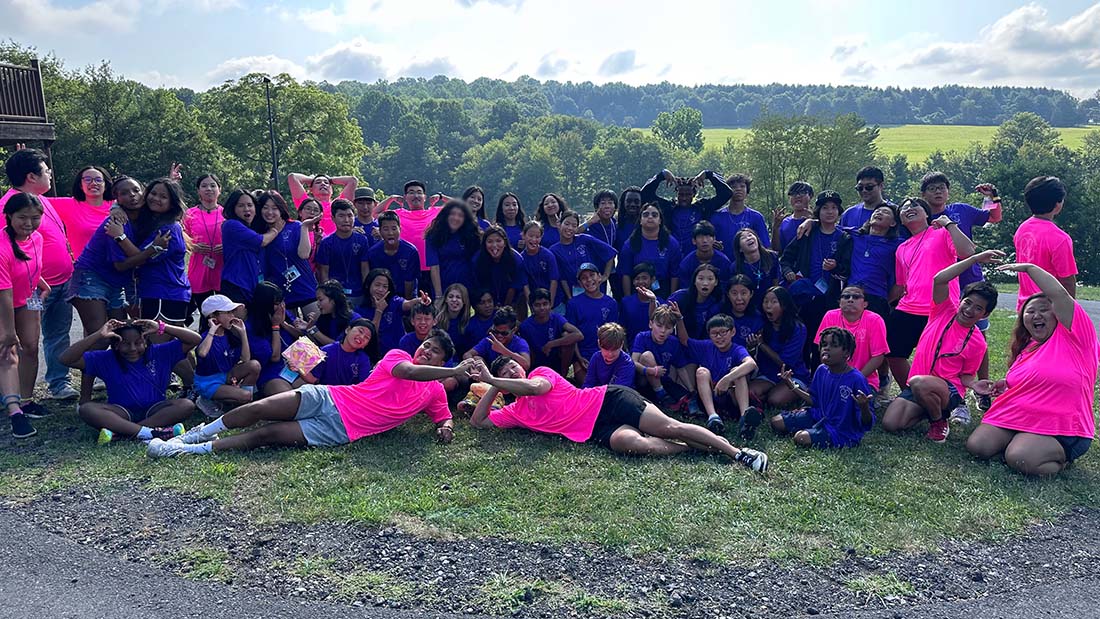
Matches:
[840,294,864,300]
[856,184,879,192]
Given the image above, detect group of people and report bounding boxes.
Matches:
[1,146,1094,477]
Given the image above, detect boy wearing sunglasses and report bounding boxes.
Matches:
[814,285,889,394]
[464,305,531,371]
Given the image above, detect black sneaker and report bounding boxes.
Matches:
[10,413,36,439]
[977,393,992,412]
[737,448,769,474]
[20,402,50,419]
[738,406,763,442]
[706,415,725,435]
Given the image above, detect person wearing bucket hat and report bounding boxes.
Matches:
[565,262,618,385]
[352,187,379,245]
[191,294,261,417]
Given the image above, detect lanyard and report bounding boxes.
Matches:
[929,319,975,375]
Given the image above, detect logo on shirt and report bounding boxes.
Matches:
[398,259,408,269]
[577,246,588,257]
[352,243,362,254]
[349,362,359,377]
[600,307,611,320]
[839,385,852,401]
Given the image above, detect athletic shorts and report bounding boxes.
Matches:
[896,381,962,416]
[140,298,191,323]
[1056,435,1091,464]
[779,410,833,448]
[194,372,228,400]
[108,399,178,424]
[587,385,646,449]
[886,309,929,359]
[66,268,129,310]
[294,384,350,447]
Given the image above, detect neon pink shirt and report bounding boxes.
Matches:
[0,189,73,286]
[182,205,225,294]
[982,302,1098,438]
[293,194,335,236]
[895,226,959,315]
[0,230,42,308]
[908,298,986,397]
[814,309,889,389]
[327,349,451,441]
[52,197,112,260]
[1013,217,1077,311]
[394,207,442,271]
[488,367,607,442]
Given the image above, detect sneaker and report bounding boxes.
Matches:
[686,398,704,419]
[949,405,972,426]
[150,424,186,442]
[738,406,763,442]
[96,428,115,446]
[706,415,726,436]
[10,413,36,439]
[46,385,79,400]
[175,422,216,444]
[20,402,50,419]
[925,419,950,443]
[196,396,222,418]
[977,393,992,412]
[93,377,107,391]
[673,393,693,415]
[737,448,769,474]
[147,438,189,458]
[169,374,183,389]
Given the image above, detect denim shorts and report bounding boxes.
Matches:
[897,381,963,415]
[66,268,129,310]
[295,384,350,447]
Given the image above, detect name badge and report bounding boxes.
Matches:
[284,265,301,284]
[279,366,300,383]
[343,288,352,295]
[203,256,216,269]
[25,293,44,311]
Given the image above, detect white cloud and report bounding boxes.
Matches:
[536,52,570,78]
[305,39,388,82]
[206,55,307,84]
[401,58,459,78]
[1,0,140,33]
[277,5,343,33]
[598,50,637,77]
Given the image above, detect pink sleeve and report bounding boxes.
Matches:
[868,317,890,357]
[488,402,522,429]
[939,226,958,260]
[0,243,12,289]
[423,384,452,423]
[894,247,907,290]
[1050,237,1078,278]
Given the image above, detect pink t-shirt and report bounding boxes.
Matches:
[815,309,890,389]
[394,206,442,271]
[328,349,451,441]
[1013,217,1077,311]
[52,197,112,260]
[488,367,607,442]
[0,189,73,286]
[895,226,959,316]
[0,230,44,309]
[908,298,987,397]
[293,194,335,236]
[982,302,1098,438]
[182,205,225,294]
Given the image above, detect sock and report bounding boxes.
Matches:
[654,386,668,399]
[708,413,721,421]
[184,442,214,454]
[204,417,228,436]
[135,427,153,441]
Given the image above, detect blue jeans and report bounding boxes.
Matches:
[42,278,74,392]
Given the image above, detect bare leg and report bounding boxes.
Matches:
[909,375,950,421]
[695,367,717,416]
[766,383,798,409]
[1004,433,1069,477]
[966,423,1016,460]
[14,308,40,400]
[887,356,910,390]
[880,397,925,433]
[770,414,788,433]
[78,402,143,435]
[142,399,197,427]
[636,402,743,460]
[608,425,692,456]
[211,421,307,452]
[638,351,662,391]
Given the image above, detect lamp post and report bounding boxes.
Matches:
[263,76,279,190]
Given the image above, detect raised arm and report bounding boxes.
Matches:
[391,357,476,382]
[287,173,311,203]
[59,319,126,369]
[332,176,358,201]
[996,263,1076,328]
[933,249,1004,305]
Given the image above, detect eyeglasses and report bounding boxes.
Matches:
[708,329,732,337]
[81,177,105,185]
[923,183,948,192]
[840,294,864,300]
[856,184,879,192]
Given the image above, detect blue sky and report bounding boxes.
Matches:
[3,0,1099,96]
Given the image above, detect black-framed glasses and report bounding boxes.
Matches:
[708,328,732,337]
[840,294,864,300]
[81,177,105,185]
[856,183,879,192]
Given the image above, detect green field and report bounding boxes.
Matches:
[689,125,1096,162]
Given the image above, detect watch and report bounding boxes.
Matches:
[114,233,127,243]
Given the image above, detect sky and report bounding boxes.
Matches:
[2,0,1099,97]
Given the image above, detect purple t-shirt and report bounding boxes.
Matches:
[631,331,686,369]
[136,223,190,302]
[262,221,318,304]
[520,247,560,302]
[731,312,765,349]
[618,236,682,297]
[669,288,723,340]
[367,240,421,297]
[678,250,733,286]
[583,349,635,388]
[808,229,841,282]
[566,293,619,359]
[472,334,531,365]
[221,219,264,294]
[713,206,771,260]
[74,217,131,288]
[473,248,527,305]
[619,294,661,344]
[804,365,875,447]
[942,202,991,288]
[317,232,372,297]
[312,341,373,385]
[778,216,807,250]
[83,340,184,412]
[847,233,904,299]
[357,296,406,352]
[520,313,567,369]
[425,234,477,294]
[549,234,617,291]
[685,338,752,379]
[757,322,810,382]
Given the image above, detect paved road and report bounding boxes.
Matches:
[0,517,485,619]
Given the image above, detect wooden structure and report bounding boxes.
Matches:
[0,59,56,189]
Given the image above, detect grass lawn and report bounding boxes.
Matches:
[689,125,1097,162]
[2,310,1098,565]
[994,282,1100,302]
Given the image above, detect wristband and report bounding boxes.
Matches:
[157,320,166,336]
[271,324,281,330]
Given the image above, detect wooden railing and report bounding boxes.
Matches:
[0,59,49,123]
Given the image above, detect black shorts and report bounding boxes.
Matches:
[588,385,646,449]
[897,383,962,416]
[1056,435,1092,464]
[140,298,191,323]
[886,309,928,358]
[865,294,891,321]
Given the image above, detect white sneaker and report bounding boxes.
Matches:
[196,396,223,418]
[174,423,217,444]
[949,404,972,426]
[738,448,769,474]
[46,385,79,400]
[93,377,107,391]
[147,438,189,458]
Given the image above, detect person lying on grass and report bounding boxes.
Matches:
[467,357,769,473]
[60,319,200,445]
[966,262,1099,477]
[146,329,476,457]
[769,326,875,449]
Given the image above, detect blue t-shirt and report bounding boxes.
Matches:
[619,294,660,344]
[136,223,190,301]
[678,251,733,287]
[83,340,184,413]
[805,365,874,447]
[519,313,568,369]
[357,296,406,352]
[540,225,561,249]
[262,221,318,304]
[312,341,372,386]
[441,316,469,360]
[520,247,561,303]
[669,288,723,340]
[668,206,705,248]
[356,220,380,249]
[467,315,495,348]
[502,223,524,251]
[685,338,752,379]
[473,248,527,306]
[425,234,477,294]
[807,229,840,283]
[221,219,264,294]
[471,334,531,366]
[942,202,991,288]
[583,349,635,388]
[731,312,765,349]
[732,254,782,304]
[549,234,617,291]
[367,240,421,297]
[713,207,771,259]
[565,293,619,359]
[614,222,637,253]
[195,332,240,376]
[757,322,810,383]
[778,216,806,250]
[631,331,686,369]
[398,331,429,356]
[74,217,132,288]
[316,232,372,297]
[316,311,362,341]
[618,236,682,297]
[841,201,904,237]
[847,233,903,299]
[247,326,279,386]
[585,219,617,249]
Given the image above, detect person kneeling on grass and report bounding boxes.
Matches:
[60,319,200,445]
[194,295,261,415]
[468,357,768,473]
[965,262,1098,476]
[770,327,875,448]
[147,329,474,457]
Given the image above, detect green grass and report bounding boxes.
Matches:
[846,573,915,598]
[2,311,1098,567]
[685,125,1096,162]
[476,573,637,616]
[994,282,1100,302]
[172,548,232,582]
